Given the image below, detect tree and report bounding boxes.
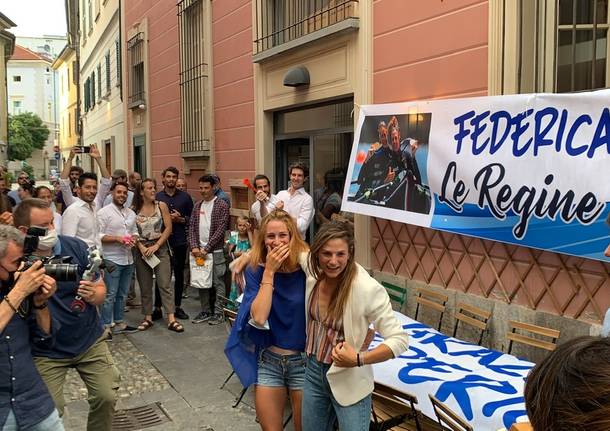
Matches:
[8,112,50,161]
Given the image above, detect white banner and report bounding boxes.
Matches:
[343,90,610,261]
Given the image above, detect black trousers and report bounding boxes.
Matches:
[154,243,188,308]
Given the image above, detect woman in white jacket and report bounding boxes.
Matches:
[301,220,408,431]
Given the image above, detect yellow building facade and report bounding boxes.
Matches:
[52,45,78,167]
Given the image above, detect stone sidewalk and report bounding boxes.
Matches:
[61,292,293,431]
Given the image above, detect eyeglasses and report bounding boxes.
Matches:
[18,177,28,180]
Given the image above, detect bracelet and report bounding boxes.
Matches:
[3,295,18,314]
[356,352,361,367]
[260,282,274,290]
[33,301,48,310]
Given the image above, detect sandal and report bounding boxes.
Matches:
[168,321,184,333]
[138,319,154,331]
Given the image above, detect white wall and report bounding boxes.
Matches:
[7,59,59,178]
[79,0,125,172]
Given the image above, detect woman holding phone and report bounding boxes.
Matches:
[132,178,183,332]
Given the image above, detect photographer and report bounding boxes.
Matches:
[0,225,64,430]
[13,199,119,431]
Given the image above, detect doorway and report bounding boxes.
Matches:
[275,99,353,238]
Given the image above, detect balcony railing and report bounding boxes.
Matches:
[254,0,358,56]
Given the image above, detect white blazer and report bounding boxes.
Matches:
[300,253,409,406]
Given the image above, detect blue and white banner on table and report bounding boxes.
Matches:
[342,89,610,262]
[372,313,533,431]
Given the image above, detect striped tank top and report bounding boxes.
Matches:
[305,283,345,364]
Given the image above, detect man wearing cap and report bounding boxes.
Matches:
[103,169,134,208]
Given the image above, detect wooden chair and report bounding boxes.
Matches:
[219,308,248,408]
[429,394,473,431]
[371,382,423,431]
[452,303,491,345]
[506,320,560,356]
[382,281,408,311]
[414,288,448,331]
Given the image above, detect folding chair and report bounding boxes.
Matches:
[506,320,560,356]
[382,281,408,311]
[414,288,448,332]
[429,394,473,431]
[371,382,423,431]
[452,302,491,345]
[219,307,248,408]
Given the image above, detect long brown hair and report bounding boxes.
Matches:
[308,220,357,323]
[524,335,610,431]
[132,178,157,213]
[249,210,307,272]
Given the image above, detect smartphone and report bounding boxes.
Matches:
[74,146,91,154]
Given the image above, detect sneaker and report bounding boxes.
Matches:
[113,324,139,334]
[182,292,190,299]
[208,313,224,326]
[151,308,163,321]
[174,307,190,320]
[192,311,212,324]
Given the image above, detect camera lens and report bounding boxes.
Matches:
[44,264,79,281]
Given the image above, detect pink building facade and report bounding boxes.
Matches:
[123,0,610,336]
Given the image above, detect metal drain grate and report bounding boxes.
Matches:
[112,402,171,430]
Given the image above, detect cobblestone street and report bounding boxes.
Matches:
[61,292,280,431]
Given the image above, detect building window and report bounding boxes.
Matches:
[12,100,22,113]
[490,0,610,95]
[556,0,609,92]
[88,0,93,33]
[68,112,72,137]
[133,134,146,176]
[115,39,121,86]
[95,0,100,20]
[84,78,91,111]
[81,0,87,44]
[178,0,210,154]
[97,63,102,100]
[90,72,96,107]
[105,51,111,94]
[127,32,145,107]
[12,75,21,82]
[254,0,359,54]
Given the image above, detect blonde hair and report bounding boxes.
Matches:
[249,210,307,272]
[308,220,357,323]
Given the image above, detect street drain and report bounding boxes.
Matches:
[112,402,171,430]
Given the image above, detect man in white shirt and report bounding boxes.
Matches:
[276,162,314,239]
[60,145,112,249]
[97,182,139,334]
[102,169,134,208]
[249,174,280,225]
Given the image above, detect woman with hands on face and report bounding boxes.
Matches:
[225,210,308,431]
[132,178,183,332]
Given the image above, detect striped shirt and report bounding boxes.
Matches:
[305,284,344,364]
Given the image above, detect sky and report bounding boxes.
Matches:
[0,0,67,37]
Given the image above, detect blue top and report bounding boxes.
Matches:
[0,282,58,428]
[32,236,104,359]
[224,265,306,388]
[156,189,194,247]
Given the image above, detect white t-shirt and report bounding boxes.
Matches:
[198,197,216,247]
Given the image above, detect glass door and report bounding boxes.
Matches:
[311,133,352,232]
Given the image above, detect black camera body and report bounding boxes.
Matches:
[22,227,79,282]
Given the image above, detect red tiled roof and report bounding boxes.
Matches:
[11,44,48,61]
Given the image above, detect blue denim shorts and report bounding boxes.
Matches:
[257,349,306,390]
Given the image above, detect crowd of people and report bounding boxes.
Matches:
[0,144,608,431]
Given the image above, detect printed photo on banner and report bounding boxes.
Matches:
[347,113,432,214]
[342,90,610,262]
